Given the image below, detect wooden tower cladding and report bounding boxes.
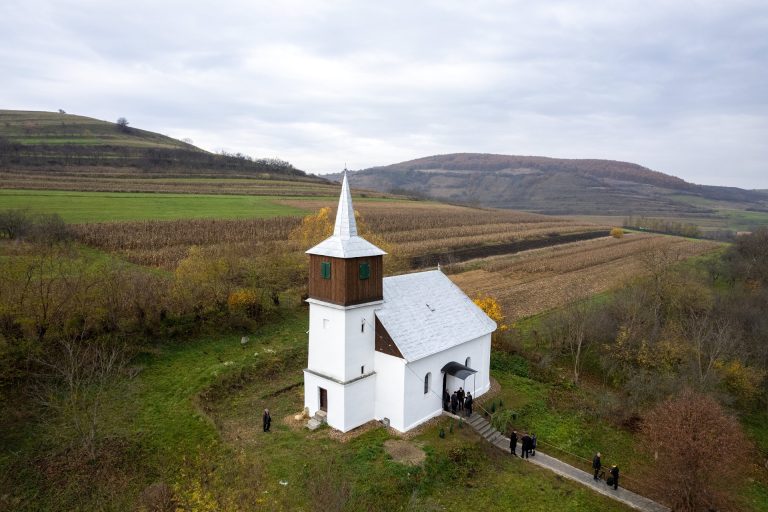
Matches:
[308,254,383,306]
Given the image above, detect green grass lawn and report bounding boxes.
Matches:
[0,189,308,222]
[719,209,768,231]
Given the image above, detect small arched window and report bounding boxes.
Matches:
[465,357,471,368]
[424,372,431,394]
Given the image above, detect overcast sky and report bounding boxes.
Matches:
[1,1,766,188]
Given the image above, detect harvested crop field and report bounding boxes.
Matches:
[72,202,607,269]
[449,234,722,321]
[0,169,374,197]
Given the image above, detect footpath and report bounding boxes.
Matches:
[446,411,670,512]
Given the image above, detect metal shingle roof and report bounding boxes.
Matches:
[306,170,386,258]
[375,270,497,362]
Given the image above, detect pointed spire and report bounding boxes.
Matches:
[333,169,358,239]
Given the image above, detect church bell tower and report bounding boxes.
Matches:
[303,171,385,432]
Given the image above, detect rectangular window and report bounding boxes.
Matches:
[361,365,365,375]
[359,262,370,280]
[320,261,331,279]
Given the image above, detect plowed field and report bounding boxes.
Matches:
[449,233,722,320]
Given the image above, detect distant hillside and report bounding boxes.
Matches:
[329,153,768,215]
[0,110,312,180]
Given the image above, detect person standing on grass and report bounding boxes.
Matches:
[457,387,465,411]
[510,431,518,456]
[592,452,602,480]
[610,465,619,490]
[464,392,473,416]
[263,408,272,432]
[531,433,537,456]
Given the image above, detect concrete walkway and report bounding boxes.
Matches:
[448,412,670,512]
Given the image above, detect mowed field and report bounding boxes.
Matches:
[0,189,308,222]
[450,233,722,321]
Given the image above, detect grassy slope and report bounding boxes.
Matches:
[0,110,193,149]
[1,308,633,512]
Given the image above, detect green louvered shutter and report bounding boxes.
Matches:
[320,261,331,279]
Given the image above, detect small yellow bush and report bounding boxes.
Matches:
[610,227,624,238]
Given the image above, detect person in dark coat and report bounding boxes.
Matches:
[263,408,272,432]
[521,433,531,459]
[510,431,518,456]
[457,387,465,411]
[443,389,450,411]
[531,433,537,456]
[592,452,602,480]
[464,392,473,416]
[610,465,619,490]
[450,391,459,414]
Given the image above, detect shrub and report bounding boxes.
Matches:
[639,389,752,511]
[610,227,624,238]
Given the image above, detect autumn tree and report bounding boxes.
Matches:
[288,207,333,248]
[640,390,751,511]
[610,227,624,239]
[473,295,508,346]
[173,246,242,316]
[543,300,593,385]
[35,337,127,459]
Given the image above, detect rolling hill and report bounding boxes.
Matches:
[0,109,312,181]
[330,153,768,216]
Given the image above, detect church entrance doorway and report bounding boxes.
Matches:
[319,387,328,412]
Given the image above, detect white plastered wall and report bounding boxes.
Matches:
[402,333,492,431]
[303,371,343,426]
[306,300,377,382]
[373,351,406,430]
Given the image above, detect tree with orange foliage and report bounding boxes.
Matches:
[610,227,624,238]
[640,389,752,512]
[288,207,334,248]
[473,296,508,345]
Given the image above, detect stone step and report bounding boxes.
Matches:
[468,421,484,430]
[307,418,322,431]
[478,424,494,437]
[315,410,327,419]
[484,429,499,442]
[469,416,486,428]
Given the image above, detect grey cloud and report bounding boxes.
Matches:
[1,0,766,187]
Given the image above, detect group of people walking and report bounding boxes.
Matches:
[592,452,620,490]
[444,387,473,416]
[509,430,536,458]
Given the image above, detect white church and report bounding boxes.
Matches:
[303,172,497,432]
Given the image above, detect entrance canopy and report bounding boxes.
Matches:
[441,361,477,380]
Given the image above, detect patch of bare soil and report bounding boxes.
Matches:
[326,420,382,443]
[383,439,426,466]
